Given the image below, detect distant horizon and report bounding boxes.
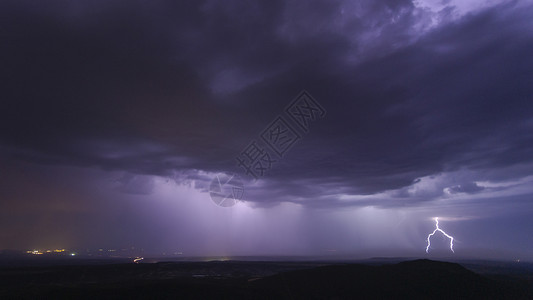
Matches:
[2,248,531,263]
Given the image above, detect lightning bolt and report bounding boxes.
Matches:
[425,217,454,253]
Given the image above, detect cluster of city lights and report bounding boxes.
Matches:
[22,247,151,259]
[26,249,76,256]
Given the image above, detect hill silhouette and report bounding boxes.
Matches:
[252,259,532,299]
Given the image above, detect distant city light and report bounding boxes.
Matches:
[22,247,145,258]
[133,257,144,264]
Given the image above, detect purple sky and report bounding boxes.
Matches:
[1,0,533,260]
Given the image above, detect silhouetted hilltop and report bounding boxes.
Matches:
[252,259,532,299]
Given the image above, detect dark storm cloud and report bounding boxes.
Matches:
[446,182,484,194]
[1,0,236,173]
[242,1,533,204]
[1,0,532,208]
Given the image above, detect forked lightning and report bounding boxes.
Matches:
[426,217,454,253]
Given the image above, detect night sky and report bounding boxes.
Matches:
[1,0,533,260]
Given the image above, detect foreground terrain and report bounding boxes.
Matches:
[0,258,532,299]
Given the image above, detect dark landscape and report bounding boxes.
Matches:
[1,258,532,299]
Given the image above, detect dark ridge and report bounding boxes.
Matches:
[252,259,533,299]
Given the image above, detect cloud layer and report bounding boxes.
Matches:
[1,0,532,257]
